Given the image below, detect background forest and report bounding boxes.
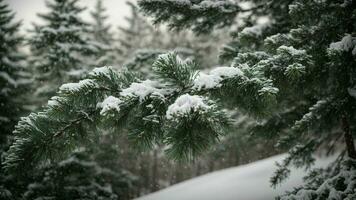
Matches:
[1,0,355,200]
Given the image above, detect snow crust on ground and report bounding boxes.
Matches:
[136,154,336,200]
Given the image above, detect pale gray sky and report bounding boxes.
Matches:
[6,0,136,33]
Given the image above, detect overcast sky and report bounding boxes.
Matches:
[6,0,136,33]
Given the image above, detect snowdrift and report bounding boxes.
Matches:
[136,154,335,200]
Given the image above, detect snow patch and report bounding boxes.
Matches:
[90,66,113,77]
[99,96,122,115]
[277,45,306,56]
[120,80,165,101]
[193,66,243,90]
[240,24,266,38]
[329,34,356,55]
[166,94,209,119]
[136,154,337,200]
[59,79,97,92]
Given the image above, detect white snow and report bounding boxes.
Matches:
[193,66,243,90]
[277,45,306,56]
[192,0,238,13]
[136,154,336,200]
[240,24,266,38]
[166,94,209,119]
[120,80,165,101]
[329,34,356,55]
[90,66,113,78]
[99,96,122,115]
[59,79,97,92]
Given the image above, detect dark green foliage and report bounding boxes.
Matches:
[0,0,26,143]
[90,0,118,67]
[278,159,356,200]
[23,150,138,200]
[3,0,356,198]
[138,0,241,34]
[29,0,97,101]
[4,67,137,173]
[0,0,29,198]
[152,52,197,88]
[137,0,356,195]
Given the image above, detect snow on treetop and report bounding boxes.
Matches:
[329,34,356,55]
[166,94,210,119]
[277,45,306,56]
[191,0,238,13]
[120,80,166,101]
[90,66,113,77]
[59,79,97,92]
[99,96,122,116]
[210,66,243,77]
[193,66,243,90]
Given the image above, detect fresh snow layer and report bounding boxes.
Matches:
[120,80,165,101]
[329,34,356,55]
[59,79,96,92]
[136,154,336,200]
[193,66,243,90]
[166,94,209,119]
[99,96,122,115]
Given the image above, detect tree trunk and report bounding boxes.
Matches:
[341,114,356,159]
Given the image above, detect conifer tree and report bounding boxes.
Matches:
[23,149,138,200]
[89,0,118,67]
[0,0,29,198]
[29,0,97,104]
[0,0,26,147]
[4,0,356,198]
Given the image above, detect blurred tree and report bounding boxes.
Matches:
[23,150,138,200]
[29,0,98,106]
[0,0,30,199]
[89,0,119,67]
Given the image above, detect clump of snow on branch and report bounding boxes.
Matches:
[59,79,97,92]
[329,34,356,55]
[90,66,114,78]
[99,96,122,116]
[120,80,166,101]
[240,24,267,38]
[277,45,306,57]
[193,66,243,90]
[166,94,209,119]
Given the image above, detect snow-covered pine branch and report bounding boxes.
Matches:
[4,51,280,172]
[138,0,244,34]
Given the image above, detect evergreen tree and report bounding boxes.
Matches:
[0,0,29,198]
[23,149,138,200]
[89,0,118,67]
[5,0,356,198]
[29,0,97,104]
[0,0,26,147]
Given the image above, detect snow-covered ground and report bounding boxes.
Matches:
[136,154,336,200]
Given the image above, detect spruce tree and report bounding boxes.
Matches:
[29,0,97,104]
[0,0,26,147]
[4,0,356,198]
[89,0,118,67]
[23,149,138,200]
[0,0,29,198]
